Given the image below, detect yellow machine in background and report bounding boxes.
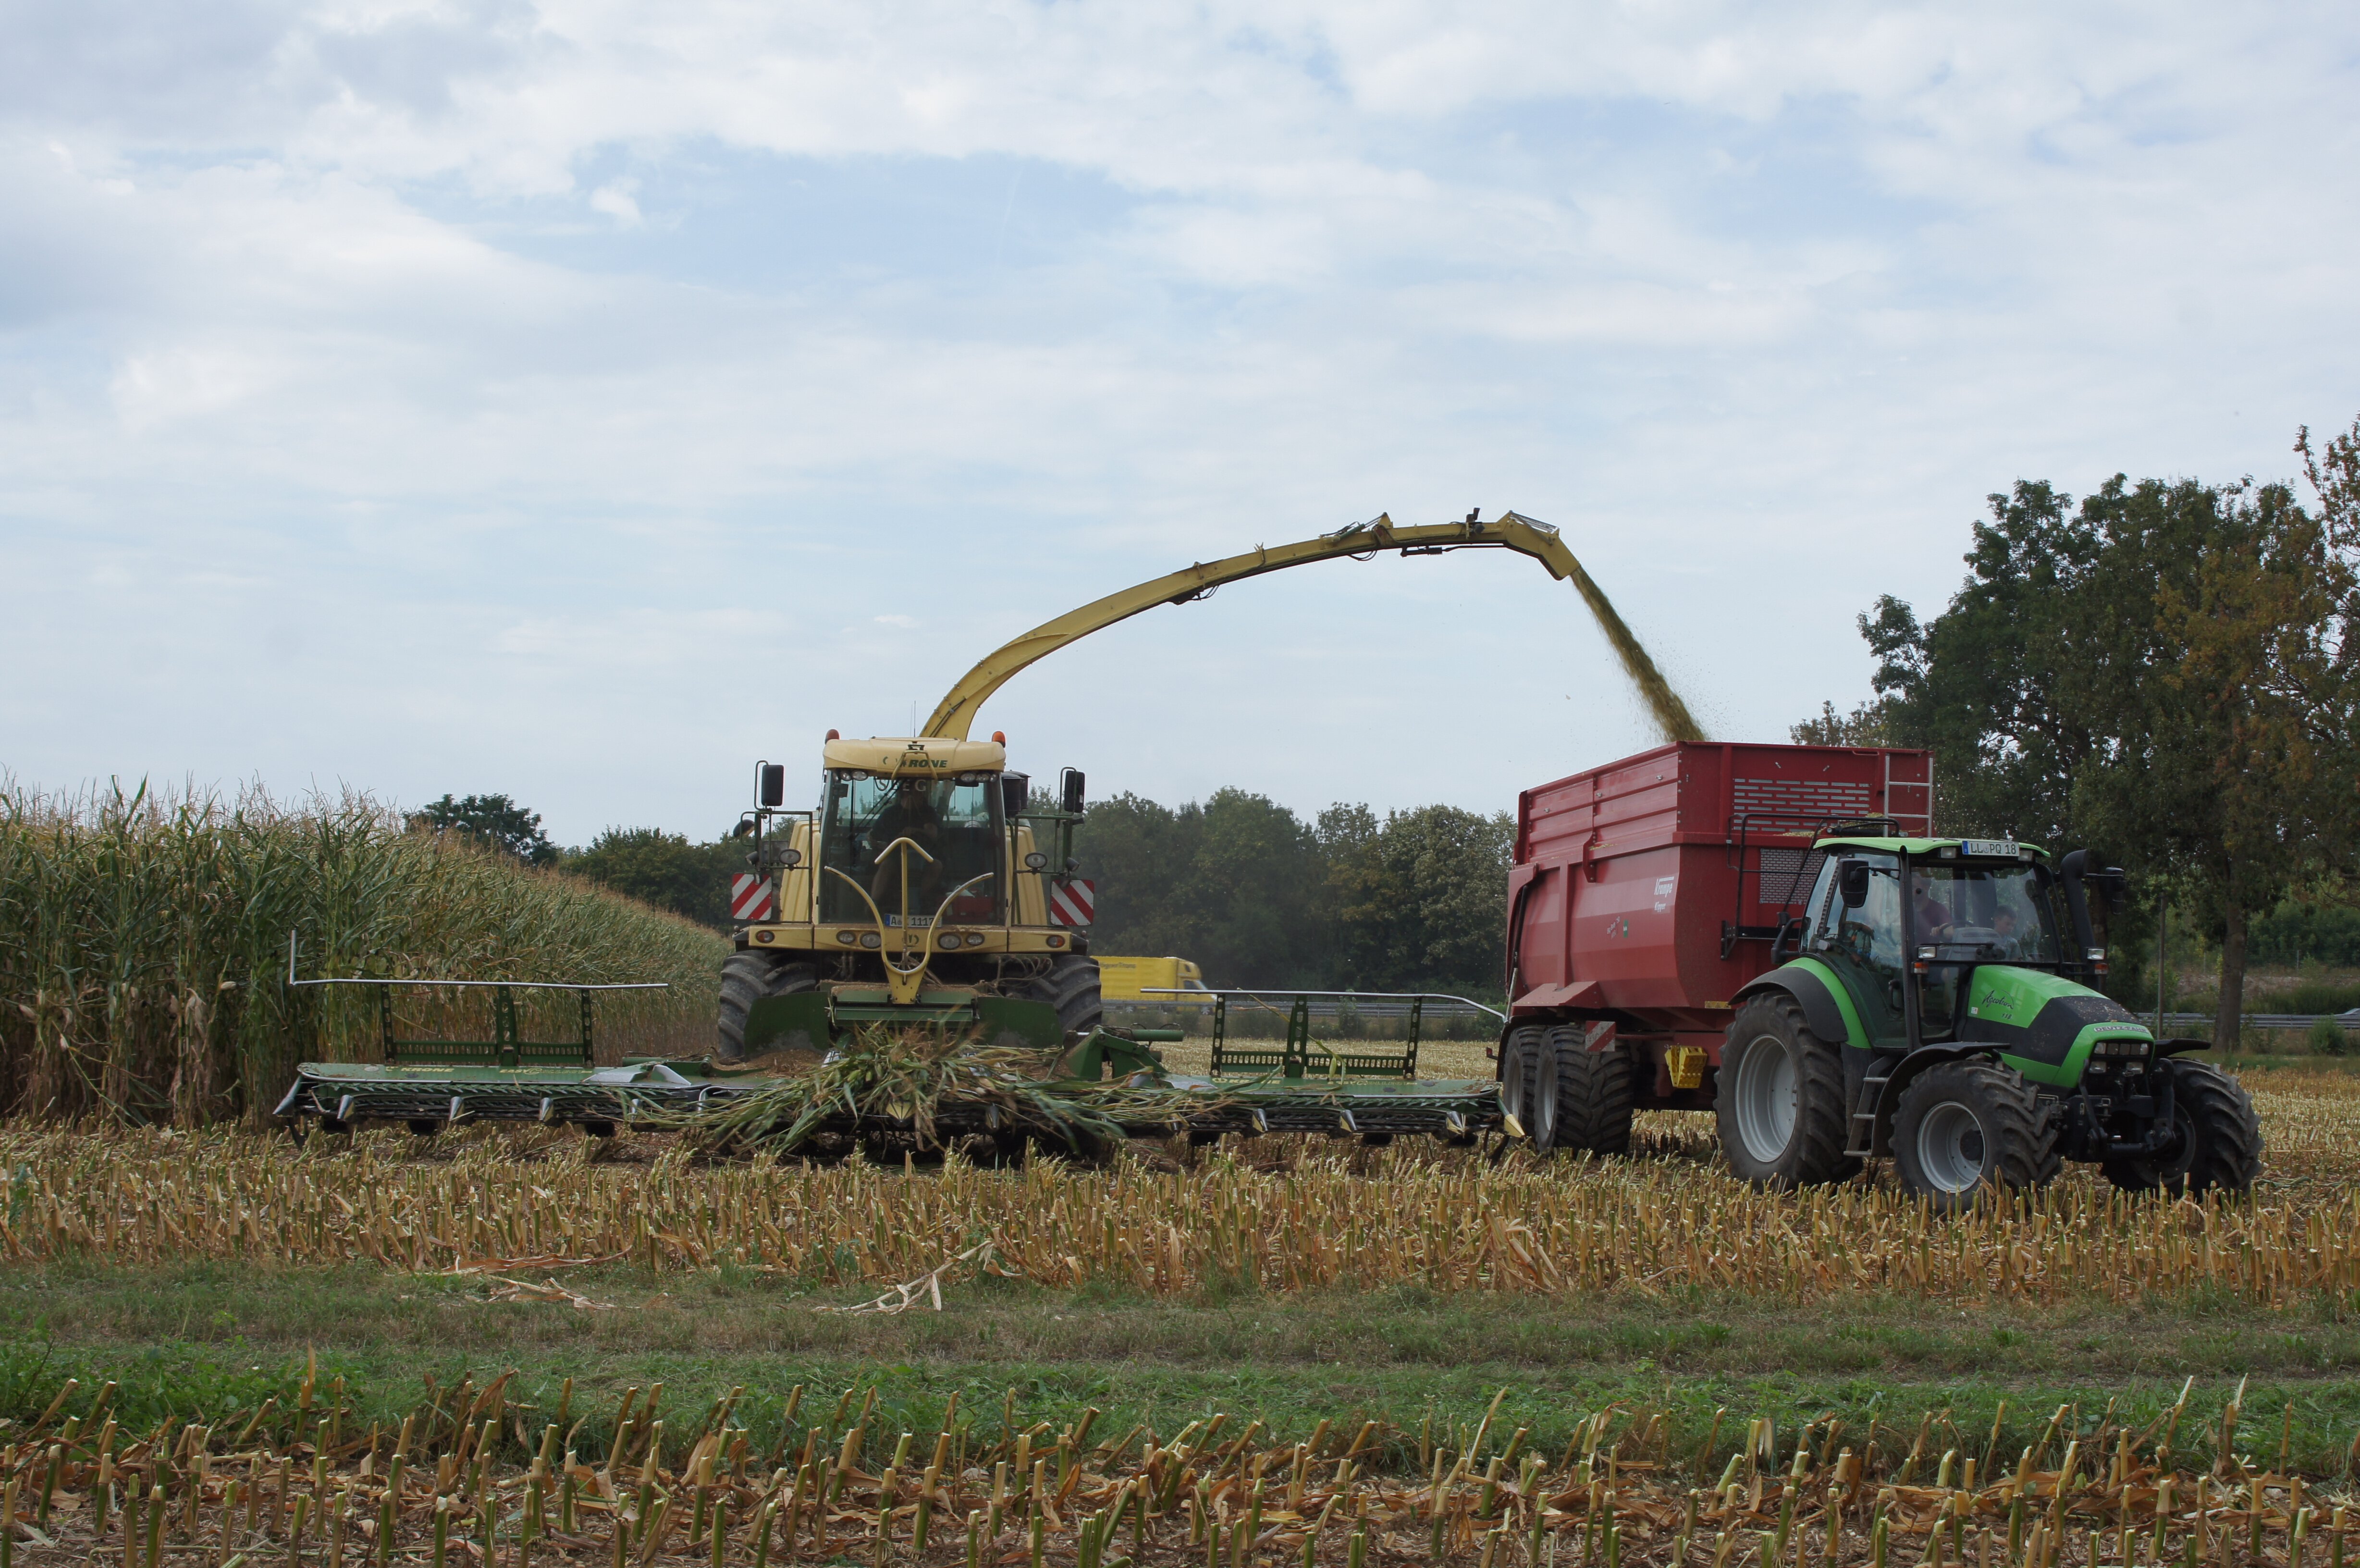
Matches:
[1098,956,1210,1008]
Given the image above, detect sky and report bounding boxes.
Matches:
[4,0,2357,846]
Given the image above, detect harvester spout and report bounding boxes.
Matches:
[922,511,1703,743]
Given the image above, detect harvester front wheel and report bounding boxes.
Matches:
[1017,955,1103,1044]
[1538,1025,1634,1157]
[2101,1058,2262,1197]
[1891,1059,2058,1213]
[716,952,820,1063]
[1716,993,1852,1189]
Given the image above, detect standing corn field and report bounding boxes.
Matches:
[0,780,726,1127]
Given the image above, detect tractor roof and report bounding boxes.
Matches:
[823,736,1008,777]
[1813,835,2051,859]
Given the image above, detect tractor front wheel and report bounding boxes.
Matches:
[2101,1058,2262,1196]
[1537,1024,1635,1157]
[1891,1059,2058,1212]
[716,952,820,1063]
[1715,993,1853,1189]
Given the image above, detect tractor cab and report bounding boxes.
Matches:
[1798,836,2077,1050]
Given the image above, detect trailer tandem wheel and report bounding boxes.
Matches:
[1716,992,1853,1189]
[1538,1024,1634,1157]
[1499,1025,1546,1137]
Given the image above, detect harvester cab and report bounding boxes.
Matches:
[718,733,1105,1063]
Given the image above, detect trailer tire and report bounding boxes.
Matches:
[2101,1058,2262,1197]
[1016,955,1103,1044]
[716,952,821,1063]
[1538,1025,1634,1157]
[1716,993,1853,1189]
[1891,1060,2058,1213]
[1499,1025,1546,1139]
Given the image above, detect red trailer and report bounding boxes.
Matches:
[1504,742,1932,1118]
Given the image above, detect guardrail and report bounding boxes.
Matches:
[2156,1009,2359,1031]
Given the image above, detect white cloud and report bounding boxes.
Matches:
[2,0,2357,839]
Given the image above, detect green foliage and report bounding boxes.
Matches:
[1789,699,1893,746]
[2250,899,2360,966]
[409,792,559,866]
[1075,791,1512,994]
[2304,1015,2350,1056]
[1839,413,2360,1037]
[565,826,742,930]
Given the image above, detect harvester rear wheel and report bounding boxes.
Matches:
[716,952,820,1063]
[1499,1025,1546,1138]
[1715,993,1852,1189]
[1891,1059,2058,1212]
[1015,955,1103,1044]
[1538,1024,1634,1157]
[2101,1058,2262,1196]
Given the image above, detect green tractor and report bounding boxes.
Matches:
[1721,833,2262,1208]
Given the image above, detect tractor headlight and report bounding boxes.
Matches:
[1025,852,1047,870]
[2094,1039,2147,1058]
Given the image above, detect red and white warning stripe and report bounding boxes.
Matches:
[1048,878,1096,927]
[730,873,776,921]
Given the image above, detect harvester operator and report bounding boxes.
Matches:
[867,778,946,910]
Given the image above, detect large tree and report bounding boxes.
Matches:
[409,793,559,866]
[1838,417,2360,1041]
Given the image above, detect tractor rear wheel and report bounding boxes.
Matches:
[1891,1059,2059,1212]
[1715,993,1853,1189]
[2101,1058,2262,1196]
[1015,955,1103,1044]
[1499,1025,1546,1138]
[1538,1024,1635,1157]
[716,952,821,1063]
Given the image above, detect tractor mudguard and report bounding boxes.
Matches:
[1733,963,1863,1051]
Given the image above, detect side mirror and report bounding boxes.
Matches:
[1838,862,1871,909]
[758,763,785,808]
[1060,767,1086,815]
[1001,773,1030,820]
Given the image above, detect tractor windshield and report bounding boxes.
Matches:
[1906,861,2062,962]
[817,771,1005,927]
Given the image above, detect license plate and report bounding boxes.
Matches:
[1960,839,2019,859]
[884,914,932,929]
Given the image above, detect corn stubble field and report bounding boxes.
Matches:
[0,1073,2357,1564]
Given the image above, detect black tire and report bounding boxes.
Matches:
[1498,1025,1545,1138]
[1891,1059,2060,1213]
[1537,1024,1635,1157]
[2102,1058,2262,1197]
[716,952,821,1063]
[1715,993,1854,1189]
[1015,955,1103,1045]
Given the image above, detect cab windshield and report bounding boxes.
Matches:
[1906,861,2062,962]
[817,772,1004,926]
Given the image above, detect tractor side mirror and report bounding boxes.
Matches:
[1001,773,1031,821]
[1060,768,1086,815]
[758,763,786,808]
[1838,862,1871,909]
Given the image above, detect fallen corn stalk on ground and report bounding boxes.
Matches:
[0,1377,2353,1566]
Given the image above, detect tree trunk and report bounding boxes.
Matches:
[2213,900,2248,1051]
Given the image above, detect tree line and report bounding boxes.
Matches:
[1797,412,2360,1041]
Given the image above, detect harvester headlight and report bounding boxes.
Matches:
[860,932,882,949]
[940,932,960,950]
[1025,852,1047,870]
[836,931,858,945]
